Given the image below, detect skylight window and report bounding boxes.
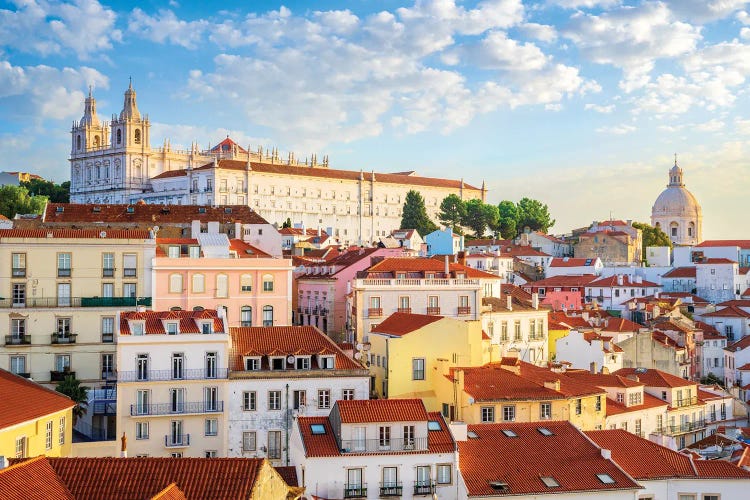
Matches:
[540,477,560,488]
[596,474,616,484]
[467,431,479,439]
[501,429,518,438]
[488,481,509,491]
[537,427,554,436]
[310,424,326,435]
[427,421,442,431]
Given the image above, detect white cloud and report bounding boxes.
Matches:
[738,10,750,23]
[734,117,750,135]
[443,31,549,71]
[128,8,208,49]
[518,22,557,42]
[585,103,615,113]
[693,118,725,132]
[662,0,749,23]
[549,0,620,8]
[597,124,636,134]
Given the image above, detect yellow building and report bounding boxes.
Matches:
[437,356,607,430]
[0,368,74,459]
[368,313,496,411]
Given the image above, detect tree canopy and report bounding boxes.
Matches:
[0,185,48,220]
[463,198,499,237]
[515,197,555,234]
[632,222,672,262]
[400,190,438,237]
[496,200,519,239]
[21,178,70,203]
[437,194,467,234]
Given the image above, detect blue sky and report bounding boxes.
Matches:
[1,0,749,238]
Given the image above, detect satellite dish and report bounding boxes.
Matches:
[354,352,362,360]
[356,343,364,351]
[99,231,107,238]
[287,355,296,364]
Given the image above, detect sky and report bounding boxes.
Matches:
[1,0,749,238]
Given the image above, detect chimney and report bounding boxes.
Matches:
[532,292,539,310]
[317,226,322,237]
[190,220,200,238]
[601,449,612,460]
[449,421,468,442]
[234,222,242,240]
[543,379,561,391]
[444,255,450,276]
[617,274,624,286]
[506,294,513,311]
[589,361,597,374]
[120,432,128,458]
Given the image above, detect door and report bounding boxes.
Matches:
[136,355,148,380]
[172,354,184,379]
[170,388,185,413]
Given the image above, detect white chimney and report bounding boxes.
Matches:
[317,226,322,237]
[444,255,450,276]
[234,222,242,240]
[449,421,468,442]
[601,449,612,460]
[532,292,539,310]
[617,275,624,286]
[506,294,513,311]
[190,220,201,238]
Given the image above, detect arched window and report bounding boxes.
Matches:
[116,129,122,144]
[688,222,695,237]
[670,222,679,238]
[262,306,273,327]
[192,274,205,293]
[169,273,183,293]
[93,135,100,148]
[216,274,228,298]
[241,306,252,327]
[240,274,252,292]
[262,274,274,292]
[193,306,204,311]
[134,129,141,144]
[76,135,81,150]
[170,306,182,311]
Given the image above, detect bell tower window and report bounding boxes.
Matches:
[134,129,141,144]
[93,135,100,148]
[76,135,81,150]
[117,129,122,144]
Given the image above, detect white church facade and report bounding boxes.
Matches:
[69,84,484,246]
[651,158,703,246]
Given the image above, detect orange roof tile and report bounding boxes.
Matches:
[696,240,750,249]
[693,459,750,478]
[370,312,444,336]
[663,267,697,278]
[588,275,661,288]
[43,203,268,225]
[459,422,640,497]
[704,305,750,318]
[549,258,599,267]
[0,228,151,239]
[0,456,74,500]
[150,483,187,500]
[602,317,643,333]
[614,368,695,388]
[120,309,225,335]
[604,393,669,416]
[228,239,271,258]
[365,257,499,279]
[696,258,737,264]
[0,370,74,430]
[337,398,429,423]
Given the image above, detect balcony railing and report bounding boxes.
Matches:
[359,278,480,287]
[164,434,190,448]
[81,296,151,307]
[50,370,75,382]
[426,307,441,315]
[11,267,26,277]
[368,308,382,318]
[343,484,367,498]
[57,268,71,277]
[102,268,115,277]
[118,368,228,382]
[0,296,151,308]
[5,335,30,345]
[380,482,403,497]
[665,419,706,435]
[339,437,428,453]
[457,306,472,315]
[674,396,699,407]
[414,481,436,496]
[131,401,224,416]
[51,333,78,344]
[397,307,412,314]
[123,268,137,277]
[102,333,114,343]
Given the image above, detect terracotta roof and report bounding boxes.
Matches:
[297,247,381,279]
[548,311,592,330]
[725,335,750,352]
[652,319,694,334]
[209,137,247,154]
[370,312,444,336]
[0,369,74,430]
[0,456,74,500]
[150,483,187,500]
[602,317,643,333]
[228,239,271,258]
[524,275,599,288]
[696,240,750,249]
[0,228,151,239]
[716,299,750,308]
[564,371,643,388]
[229,326,361,371]
[280,227,327,236]
[604,392,669,416]
[587,275,660,288]
[11,457,268,499]
[364,257,499,279]
[659,292,709,305]
[150,169,188,179]
[43,203,269,225]
[549,258,599,267]
[696,258,737,264]
[0,213,9,220]
[613,368,695,388]
[662,266,697,278]
[703,305,750,318]
[120,309,224,335]
[273,467,298,487]
[459,421,640,497]
[337,398,430,423]
[693,459,750,478]
[196,159,482,190]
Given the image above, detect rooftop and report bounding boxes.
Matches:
[0,369,74,430]
[337,398,430,423]
[43,203,269,225]
[613,367,695,388]
[0,228,151,240]
[119,309,225,335]
[370,312,444,337]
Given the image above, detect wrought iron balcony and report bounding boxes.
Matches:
[102,268,115,277]
[11,267,26,277]
[5,335,30,345]
[118,368,228,382]
[50,370,75,382]
[665,419,706,435]
[413,481,435,496]
[164,434,190,448]
[57,268,71,277]
[51,333,78,344]
[368,308,383,318]
[123,268,137,277]
[0,296,151,308]
[380,482,402,497]
[339,437,428,453]
[457,306,472,315]
[81,296,151,307]
[131,401,224,416]
[343,484,367,498]
[674,396,699,407]
[397,307,412,314]
[426,307,441,315]
[101,333,114,343]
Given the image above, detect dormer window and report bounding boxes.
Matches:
[166,322,178,335]
[270,357,285,370]
[296,357,311,370]
[244,357,260,371]
[168,246,180,258]
[131,322,144,336]
[201,322,212,335]
[188,246,200,258]
[396,272,406,279]
[320,355,335,370]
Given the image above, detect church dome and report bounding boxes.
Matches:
[652,185,701,216]
[650,157,703,246]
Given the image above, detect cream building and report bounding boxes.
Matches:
[651,158,703,246]
[70,85,484,246]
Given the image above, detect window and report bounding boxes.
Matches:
[244,357,260,371]
[136,354,148,380]
[318,389,331,409]
[10,355,26,375]
[15,436,26,458]
[502,405,516,422]
[541,476,560,488]
[57,253,71,277]
[57,283,71,307]
[575,399,582,415]
[205,418,218,436]
[10,319,26,342]
[320,356,335,369]
[192,274,205,293]
[214,274,228,298]
[262,274,274,292]
[342,388,355,400]
[403,425,415,447]
[702,496,719,500]
[171,353,184,379]
[267,430,281,459]
[437,464,452,485]
[55,354,70,372]
[58,417,66,445]
[379,426,391,448]
[596,474,615,484]
[242,391,257,411]
[167,245,180,258]
[123,254,137,277]
[481,406,495,423]
[382,466,398,489]
[134,129,141,144]
[242,431,256,451]
[240,274,252,292]
[136,421,149,440]
[398,295,410,311]
[293,390,306,409]
[514,321,522,341]
[45,421,53,449]
[12,253,26,277]
[296,357,310,370]
[204,450,217,458]
[123,282,137,298]
[102,353,114,378]
[596,395,602,411]
[412,358,425,380]
[310,424,326,435]
[12,283,25,306]
[262,305,273,326]
[540,402,551,420]
[204,387,219,411]
[269,390,281,410]
[501,321,508,341]
[635,419,642,436]
[166,322,178,335]
[169,388,185,413]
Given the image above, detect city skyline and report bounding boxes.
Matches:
[1,0,749,238]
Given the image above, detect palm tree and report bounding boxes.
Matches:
[56,375,90,425]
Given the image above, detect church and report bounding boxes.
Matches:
[69,83,485,246]
[651,158,702,246]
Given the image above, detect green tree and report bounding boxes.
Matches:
[21,178,70,203]
[496,200,519,239]
[437,194,467,234]
[516,197,555,233]
[632,222,672,262]
[56,375,90,425]
[400,190,438,237]
[700,372,723,387]
[462,199,499,238]
[0,185,48,219]
[282,217,292,228]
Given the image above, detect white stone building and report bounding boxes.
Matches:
[585,274,662,310]
[651,158,703,246]
[555,330,623,373]
[696,258,742,304]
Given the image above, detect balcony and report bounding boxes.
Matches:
[102,268,115,278]
[123,268,137,277]
[51,333,78,344]
[0,296,151,308]
[368,308,383,318]
[164,434,190,448]
[380,482,402,497]
[102,333,114,343]
[5,335,30,345]
[343,484,367,498]
[339,437,427,453]
[413,482,435,496]
[674,396,699,407]
[665,419,706,435]
[118,368,228,382]
[50,370,75,382]
[457,306,472,315]
[11,267,26,278]
[57,268,71,278]
[397,307,412,314]
[358,278,480,288]
[80,296,151,307]
[426,307,441,315]
[130,401,224,416]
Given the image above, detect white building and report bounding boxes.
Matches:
[662,266,696,293]
[290,399,457,500]
[696,258,742,304]
[651,158,703,246]
[464,251,514,282]
[227,326,369,466]
[585,274,662,310]
[515,231,572,258]
[555,330,623,374]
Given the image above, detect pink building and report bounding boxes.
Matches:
[152,235,292,328]
[295,247,407,338]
